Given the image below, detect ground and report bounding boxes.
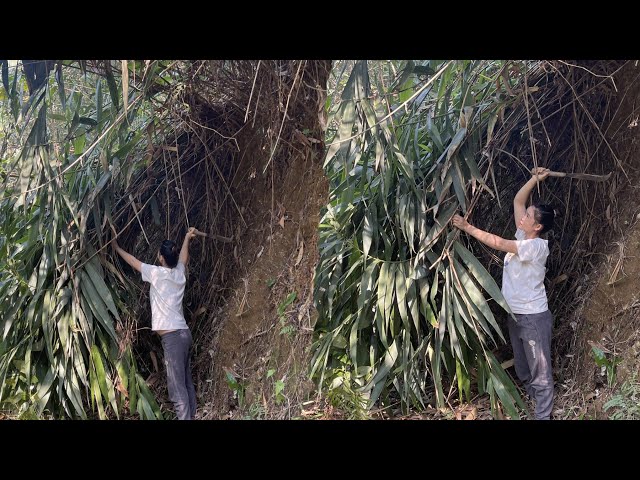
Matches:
[194,135,329,419]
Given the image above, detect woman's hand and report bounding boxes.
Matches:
[452,214,470,232]
[531,167,550,181]
[187,227,198,240]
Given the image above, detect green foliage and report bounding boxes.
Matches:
[0,60,167,418]
[278,291,297,315]
[225,370,245,408]
[278,291,297,337]
[313,60,529,417]
[604,374,640,420]
[265,368,287,406]
[274,379,286,405]
[17,405,41,420]
[591,345,622,388]
[243,401,267,420]
[325,370,371,420]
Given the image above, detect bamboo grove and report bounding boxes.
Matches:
[0,61,168,418]
[313,61,539,417]
[1,60,624,419]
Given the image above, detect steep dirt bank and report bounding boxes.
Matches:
[189,62,332,419]
[556,63,640,419]
[197,142,329,419]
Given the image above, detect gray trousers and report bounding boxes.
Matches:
[507,310,554,420]
[160,329,197,420]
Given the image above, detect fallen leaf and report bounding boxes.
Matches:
[295,241,304,266]
[115,380,129,398]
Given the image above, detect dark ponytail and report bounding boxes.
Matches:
[533,203,555,234]
[160,239,179,268]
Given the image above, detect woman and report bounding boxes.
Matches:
[112,226,199,420]
[452,167,555,420]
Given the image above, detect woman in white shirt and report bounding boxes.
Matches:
[452,167,555,420]
[113,227,198,420]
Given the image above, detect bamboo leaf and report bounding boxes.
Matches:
[451,257,503,344]
[395,262,410,334]
[455,358,471,402]
[104,61,120,111]
[135,373,162,419]
[450,159,467,214]
[63,364,87,419]
[84,258,121,321]
[0,59,9,96]
[454,241,512,315]
[91,343,119,418]
[364,338,398,404]
[444,271,462,361]
[489,373,519,419]
[95,77,103,132]
[406,278,420,337]
[35,367,55,414]
[55,62,66,109]
[89,359,106,419]
[80,271,117,341]
[363,210,373,259]
[446,126,467,161]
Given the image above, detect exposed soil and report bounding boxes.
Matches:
[196,137,328,419]
[555,63,640,419]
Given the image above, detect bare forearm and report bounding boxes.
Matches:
[514,177,538,208]
[115,245,142,272]
[179,235,191,266]
[463,224,516,254]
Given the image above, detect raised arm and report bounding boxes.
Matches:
[452,214,518,254]
[179,227,198,267]
[513,167,550,229]
[113,240,142,272]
